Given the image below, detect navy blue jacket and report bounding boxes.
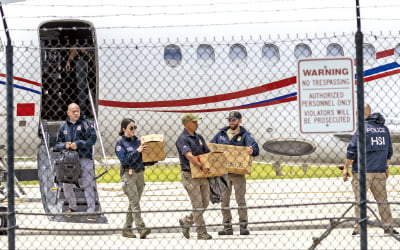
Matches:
[210,126,259,157]
[54,116,97,159]
[347,113,393,173]
[176,129,210,172]
[115,135,145,172]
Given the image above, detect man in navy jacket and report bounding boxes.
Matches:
[176,113,212,240]
[210,111,259,236]
[55,103,97,221]
[342,104,398,235]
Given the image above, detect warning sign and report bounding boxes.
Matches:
[298,58,355,134]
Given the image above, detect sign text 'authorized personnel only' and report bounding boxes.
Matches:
[298,58,355,134]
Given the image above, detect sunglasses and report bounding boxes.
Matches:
[228,118,238,122]
[128,125,137,131]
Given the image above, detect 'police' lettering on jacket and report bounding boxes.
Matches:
[366,127,386,133]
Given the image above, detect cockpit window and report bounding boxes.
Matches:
[164,44,182,67]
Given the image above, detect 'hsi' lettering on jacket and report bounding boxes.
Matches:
[371,136,385,146]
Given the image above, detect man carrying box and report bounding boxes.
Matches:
[175,113,213,240]
[210,111,259,236]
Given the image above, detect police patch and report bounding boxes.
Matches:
[63,130,68,135]
[77,125,82,130]
[116,146,122,151]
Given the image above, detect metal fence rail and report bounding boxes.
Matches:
[1,32,400,249]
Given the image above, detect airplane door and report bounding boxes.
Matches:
[39,21,98,123]
[37,21,105,223]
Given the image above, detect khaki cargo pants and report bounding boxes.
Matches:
[351,173,394,232]
[180,171,210,234]
[221,173,248,223]
[122,170,145,229]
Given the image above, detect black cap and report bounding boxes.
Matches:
[227,111,242,119]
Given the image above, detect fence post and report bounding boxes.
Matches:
[0,3,15,249]
[355,1,367,249]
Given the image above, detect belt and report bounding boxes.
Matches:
[123,167,144,173]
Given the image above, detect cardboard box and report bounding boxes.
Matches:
[207,143,253,175]
[141,134,166,162]
[190,151,227,178]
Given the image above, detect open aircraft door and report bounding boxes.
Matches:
[37,20,107,223]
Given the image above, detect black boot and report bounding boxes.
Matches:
[218,221,233,235]
[239,221,250,235]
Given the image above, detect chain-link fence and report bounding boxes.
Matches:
[1,30,400,249]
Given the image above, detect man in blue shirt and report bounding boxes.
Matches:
[210,111,259,236]
[342,104,398,236]
[176,113,212,240]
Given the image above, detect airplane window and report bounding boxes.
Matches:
[395,44,400,57]
[164,44,182,67]
[294,43,312,60]
[229,44,247,61]
[262,44,279,63]
[326,43,344,57]
[363,44,375,66]
[395,44,400,63]
[197,44,215,64]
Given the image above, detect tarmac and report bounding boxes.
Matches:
[1,176,400,249]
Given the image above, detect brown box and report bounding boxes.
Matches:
[190,151,227,178]
[141,134,166,162]
[207,143,253,175]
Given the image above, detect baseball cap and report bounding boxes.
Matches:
[227,111,242,119]
[181,113,201,124]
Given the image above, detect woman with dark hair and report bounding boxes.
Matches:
[115,118,151,239]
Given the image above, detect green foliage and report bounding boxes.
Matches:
[247,163,344,180]
[95,165,182,183]
[18,164,400,185]
[145,165,182,182]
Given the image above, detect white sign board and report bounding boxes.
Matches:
[0,0,25,4]
[298,58,355,134]
[0,1,25,3]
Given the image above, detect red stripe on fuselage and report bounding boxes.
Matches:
[98,76,297,108]
[376,48,394,59]
[133,95,297,113]
[364,68,400,82]
[0,74,41,87]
